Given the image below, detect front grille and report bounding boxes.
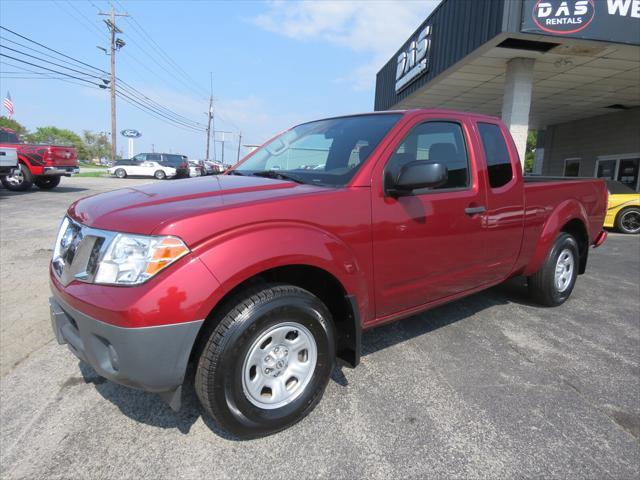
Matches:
[52,217,115,286]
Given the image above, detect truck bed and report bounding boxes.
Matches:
[516,176,608,275]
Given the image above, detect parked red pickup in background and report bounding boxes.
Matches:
[0,127,78,191]
[49,109,607,438]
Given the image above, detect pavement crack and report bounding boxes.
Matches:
[507,342,535,363]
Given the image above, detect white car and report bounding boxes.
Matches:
[108,160,176,180]
[188,161,203,177]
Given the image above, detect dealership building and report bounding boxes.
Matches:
[375,0,640,191]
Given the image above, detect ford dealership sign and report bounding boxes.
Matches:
[121,129,142,138]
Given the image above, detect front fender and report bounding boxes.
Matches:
[192,222,370,322]
[523,199,588,276]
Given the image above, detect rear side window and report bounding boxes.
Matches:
[478,123,513,188]
[386,121,469,191]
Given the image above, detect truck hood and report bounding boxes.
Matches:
[68,175,328,239]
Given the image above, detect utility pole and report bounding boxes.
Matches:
[205,73,213,160]
[99,7,128,162]
[236,131,242,164]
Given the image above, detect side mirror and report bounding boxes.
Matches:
[386,161,448,196]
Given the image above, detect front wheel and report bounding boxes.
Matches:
[114,168,127,179]
[195,284,335,439]
[528,232,579,307]
[34,176,61,190]
[0,164,33,191]
[616,207,640,234]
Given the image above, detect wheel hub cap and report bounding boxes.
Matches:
[621,211,640,233]
[263,345,289,377]
[242,322,317,410]
[554,248,574,293]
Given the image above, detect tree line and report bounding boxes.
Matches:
[0,116,113,162]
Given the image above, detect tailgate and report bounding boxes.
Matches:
[49,146,77,167]
[0,147,18,167]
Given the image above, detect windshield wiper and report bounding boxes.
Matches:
[252,170,306,184]
[227,170,245,176]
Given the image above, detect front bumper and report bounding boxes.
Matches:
[44,166,79,176]
[50,292,203,410]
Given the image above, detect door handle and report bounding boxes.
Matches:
[464,205,486,215]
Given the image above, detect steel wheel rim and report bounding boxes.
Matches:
[554,248,574,293]
[620,210,640,233]
[242,321,317,410]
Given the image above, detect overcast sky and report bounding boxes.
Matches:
[0,0,439,160]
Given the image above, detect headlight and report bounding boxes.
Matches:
[94,233,189,285]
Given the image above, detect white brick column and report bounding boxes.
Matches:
[501,57,534,168]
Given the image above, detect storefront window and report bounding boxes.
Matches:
[617,159,639,190]
[596,157,640,192]
[596,160,617,180]
[564,158,581,177]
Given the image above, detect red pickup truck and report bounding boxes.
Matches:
[49,110,607,438]
[0,127,78,191]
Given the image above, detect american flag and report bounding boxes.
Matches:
[3,91,14,118]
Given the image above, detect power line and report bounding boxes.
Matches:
[0,25,209,135]
[0,53,106,87]
[54,0,108,42]
[116,90,205,133]
[0,26,108,75]
[0,39,205,130]
[0,44,106,80]
[0,29,204,128]
[114,0,207,98]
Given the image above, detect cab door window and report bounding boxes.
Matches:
[385,121,469,193]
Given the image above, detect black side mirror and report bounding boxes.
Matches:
[386,161,448,196]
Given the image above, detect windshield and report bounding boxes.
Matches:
[233,114,402,187]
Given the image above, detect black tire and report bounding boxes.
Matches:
[154,170,166,180]
[34,176,62,190]
[114,168,127,179]
[0,163,33,191]
[195,283,335,439]
[615,207,640,234]
[528,232,579,307]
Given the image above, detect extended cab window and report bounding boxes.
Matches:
[386,121,469,191]
[478,122,513,188]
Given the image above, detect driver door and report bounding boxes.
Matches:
[371,118,492,318]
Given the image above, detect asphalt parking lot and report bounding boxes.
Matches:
[1,176,639,479]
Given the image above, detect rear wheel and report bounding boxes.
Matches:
[154,170,166,180]
[0,163,33,191]
[528,232,579,307]
[114,168,127,179]
[34,176,61,190]
[195,284,335,439]
[616,207,640,234]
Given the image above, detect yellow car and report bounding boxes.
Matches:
[604,181,640,234]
